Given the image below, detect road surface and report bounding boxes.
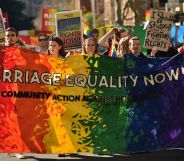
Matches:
[1,149,184,161]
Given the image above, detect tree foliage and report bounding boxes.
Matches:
[0,0,35,30]
[115,0,123,26]
[123,0,141,25]
[115,0,141,25]
[83,12,104,29]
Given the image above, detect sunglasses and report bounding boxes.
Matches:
[39,38,47,42]
[6,34,16,37]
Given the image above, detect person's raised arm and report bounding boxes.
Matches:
[98,28,118,49]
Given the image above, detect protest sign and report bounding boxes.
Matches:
[35,30,52,36]
[42,8,58,34]
[55,10,82,51]
[144,10,175,51]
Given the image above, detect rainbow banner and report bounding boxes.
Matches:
[0,47,184,154]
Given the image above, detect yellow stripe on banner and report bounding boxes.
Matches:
[43,55,95,153]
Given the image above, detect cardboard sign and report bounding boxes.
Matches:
[144,10,175,51]
[55,10,82,51]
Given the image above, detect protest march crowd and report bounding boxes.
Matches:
[0,8,184,159]
[1,24,182,61]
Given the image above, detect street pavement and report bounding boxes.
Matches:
[1,149,184,161]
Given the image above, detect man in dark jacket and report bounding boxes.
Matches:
[129,36,146,57]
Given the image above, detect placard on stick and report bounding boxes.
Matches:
[55,10,82,51]
[144,10,175,51]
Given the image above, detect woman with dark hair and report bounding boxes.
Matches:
[83,37,98,54]
[48,36,68,158]
[48,36,66,58]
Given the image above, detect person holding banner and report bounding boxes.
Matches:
[48,36,70,159]
[36,33,49,54]
[83,37,98,55]
[129,36,146,57]
[48,36,67,58]
[4,27,25,48]
[178,45,184,53]
[4,27,29,160]
[4,27,26,159]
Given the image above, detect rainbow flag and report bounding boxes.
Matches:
[83,21,92,38]
[1,46,184,154]
[145,9,151,21]
[108,40,117,57]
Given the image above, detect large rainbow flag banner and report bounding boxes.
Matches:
[0,46,184,154]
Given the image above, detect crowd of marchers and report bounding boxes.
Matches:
[0,24,184,159]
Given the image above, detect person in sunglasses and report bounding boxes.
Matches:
[4,27,25,47]
[36,33,49,54]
